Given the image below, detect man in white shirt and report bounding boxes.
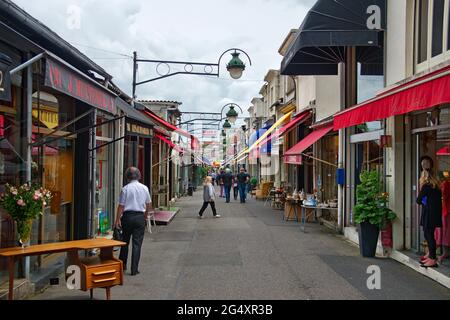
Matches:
[114,167,152,276]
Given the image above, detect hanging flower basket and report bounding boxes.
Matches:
[0,183,52,248]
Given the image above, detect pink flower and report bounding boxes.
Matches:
[11,189,18,196]
[33,195,39,201]
[17,199,25,206]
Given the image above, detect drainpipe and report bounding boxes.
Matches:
[89,109,97,239]
[25,56,32,279]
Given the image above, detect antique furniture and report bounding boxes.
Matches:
[0,239,126,300]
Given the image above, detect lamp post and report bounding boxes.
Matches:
[132,49,252,101]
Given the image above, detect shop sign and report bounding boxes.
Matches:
[284,155,302,165]
[45,58,116,114]
[0,53,12,102]
[32,108,59,129]
[202,130,218,137]
[126,120,153,137]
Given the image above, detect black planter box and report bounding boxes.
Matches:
[358,222,380,257]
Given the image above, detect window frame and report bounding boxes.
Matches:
[415,0,450,73]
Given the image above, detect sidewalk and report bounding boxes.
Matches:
[31,188,450,300]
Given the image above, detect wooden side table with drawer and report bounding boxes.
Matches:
[0,239,126,300]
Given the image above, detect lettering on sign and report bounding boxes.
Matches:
[126,122,152,137]
[45,59,116,114]
[366,5,382,30]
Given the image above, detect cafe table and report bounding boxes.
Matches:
[0,238,126,300]
[300,205,338,233]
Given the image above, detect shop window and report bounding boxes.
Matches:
[32,92,73,242]
[349,139,384,226]
[418,0,429,64]
[357,63,384,133]
[95,114,114,236]
[0,86,23,284]
[432,0,445,57]
[411,106,450,250]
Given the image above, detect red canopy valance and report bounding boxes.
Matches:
[334,66,450,130]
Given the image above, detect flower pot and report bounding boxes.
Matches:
[358,221,380,257]
[16,219,33,248]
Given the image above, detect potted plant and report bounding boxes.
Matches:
[354,171,396,257]
[0,183,51,247]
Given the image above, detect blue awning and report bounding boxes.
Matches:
[249,129,267,146]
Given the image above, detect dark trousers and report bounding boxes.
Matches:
[119,211,145,274]
[199,201,217,216]
[233,186,238,200]
[238,184,247,203]
[224,185,232,203]
[424,227,437,259]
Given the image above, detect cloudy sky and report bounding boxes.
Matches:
[14,0,316,125]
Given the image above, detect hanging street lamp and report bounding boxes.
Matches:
[226,51,246,80]
[226,105,239,124]
[132,48,252,102]
[223,119,232,129]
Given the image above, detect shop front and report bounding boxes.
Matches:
[123,114,154,192]
[0,51,123,288]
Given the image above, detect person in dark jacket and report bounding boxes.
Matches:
[222,168,234,203]
[416,156,442,268]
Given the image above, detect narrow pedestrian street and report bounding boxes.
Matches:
[32,189,450,300]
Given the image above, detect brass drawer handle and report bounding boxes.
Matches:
[92,270,117,276]
[92,277,117,283]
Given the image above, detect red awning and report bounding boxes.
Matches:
[437,146,450,156]
[155,133,184,154]
[143,109,199,150]
[334,66,450,130]
[285,124,333,156]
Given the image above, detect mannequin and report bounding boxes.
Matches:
[436,170,450,262]
[417,156,442,268]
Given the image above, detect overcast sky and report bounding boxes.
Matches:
[13,0,316,126]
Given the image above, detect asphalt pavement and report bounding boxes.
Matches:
[31,188,450,300]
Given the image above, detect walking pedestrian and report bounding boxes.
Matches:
[114,167,152,276]
[211,171,217,185]
[198,176,220,218]
[233,175,239,201]
[416,156,442,268]
[218,169,225,197]
[222,168,233,203]
[236,167,250,203]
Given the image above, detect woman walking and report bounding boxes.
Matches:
[416,156,442,268]
[198,176,220,218]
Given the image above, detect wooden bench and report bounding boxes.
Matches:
[0,239,126,300]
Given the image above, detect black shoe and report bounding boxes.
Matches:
[131,271,140,276]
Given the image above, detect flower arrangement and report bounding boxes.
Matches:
[0,183,52,247]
